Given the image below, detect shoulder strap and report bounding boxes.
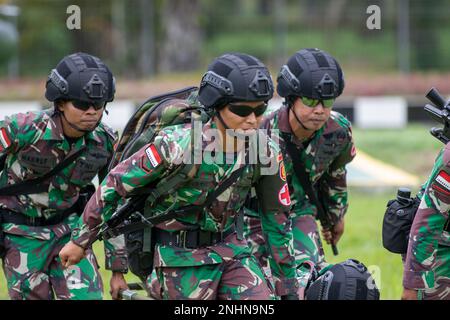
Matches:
[0,146,86,196]
[281,132,339,255]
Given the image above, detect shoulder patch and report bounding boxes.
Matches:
[278,183,291,206]
[432,170,450,196]
[279,162,286,181]
[0,127,11,151]
[145,144,162,168]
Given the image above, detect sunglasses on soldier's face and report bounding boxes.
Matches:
[71,100,106,111]
[227,103,268,117]
[301,97,335,109]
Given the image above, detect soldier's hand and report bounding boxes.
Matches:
[110,272,129,300]
[321,218,345,245]
[59,241,85,268]
[401,288,418,300]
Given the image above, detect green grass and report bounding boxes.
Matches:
[324,188,404,300]
[0,124,444,300]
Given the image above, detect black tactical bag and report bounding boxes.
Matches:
[382,188,420,254]
[305,259,380,300]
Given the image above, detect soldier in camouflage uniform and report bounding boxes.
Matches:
[60,53,299,300]
[0,53,128,300]
[244,48,355,298]
[402,145,450,300]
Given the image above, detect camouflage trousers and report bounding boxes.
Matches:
[244,213,328,298]
[403,245,450,300]
[147,254,275,300]
[1,213,103,300]
[244,214,327,269]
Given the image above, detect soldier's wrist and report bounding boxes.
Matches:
[71,239,87,251]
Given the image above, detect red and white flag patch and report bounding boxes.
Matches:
[0,128,11,152]
[278,183,291,206]
[145,144,162,168]
[433,170,450,195]
[277,153,283,163]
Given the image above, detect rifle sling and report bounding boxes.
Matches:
[281,132,338,255]
[281,132,328,223]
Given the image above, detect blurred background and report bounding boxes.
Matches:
[0,0,447,300]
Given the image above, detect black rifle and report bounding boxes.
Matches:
[424,87,450,144]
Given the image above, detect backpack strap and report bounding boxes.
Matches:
[0,147,86,196]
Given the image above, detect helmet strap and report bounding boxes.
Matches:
[288,104,310,131]
[216,110,231,130]
[60,110,102,134]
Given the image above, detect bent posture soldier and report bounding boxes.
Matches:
[402,146,450,300]
[60,53,299,300]
[244,48,355,297]
[0,53,128,300]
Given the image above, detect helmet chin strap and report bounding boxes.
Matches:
[289,104,312,132]
[216,111,230,130]
[215,111,253,154]
[61,110,103,134]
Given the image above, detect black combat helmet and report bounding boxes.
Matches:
[45,52,115,104]
[198,52,274,109]
[305,259,380,300]
[277,48,344,100]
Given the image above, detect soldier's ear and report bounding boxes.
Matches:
[55,100,66,113]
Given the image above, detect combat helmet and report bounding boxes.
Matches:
[198,52,274,109]
[277,48,344,100]
[45,52,115,104]
[305,259,380,300]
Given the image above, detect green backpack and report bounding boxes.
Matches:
[105,86,211,281]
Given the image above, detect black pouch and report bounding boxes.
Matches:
[382,188,420,254]
[125,214,155,282]
[76,183,96,214]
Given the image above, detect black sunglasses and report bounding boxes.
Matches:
[228,103,268,117]
[71,100,106,111]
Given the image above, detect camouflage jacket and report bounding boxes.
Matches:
[247,105,355,224]
[71,119,298,296]
[403,144,450,290]
[0,110,128,272]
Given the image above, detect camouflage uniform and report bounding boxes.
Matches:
[0,110,128,300]
[244,105,355,294]
[71,115,298,300]
[403,144,450,300]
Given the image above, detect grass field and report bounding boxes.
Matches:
[0,124,443,300]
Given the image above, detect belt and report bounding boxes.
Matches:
[0,206,79,227]
[154,225,236,249]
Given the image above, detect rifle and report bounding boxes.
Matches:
[424,87,450,144]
